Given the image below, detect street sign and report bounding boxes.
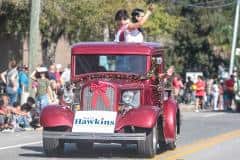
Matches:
[236,48,240,56]
[186,72,203,83]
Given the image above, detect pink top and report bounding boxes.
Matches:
[172,77,184,89]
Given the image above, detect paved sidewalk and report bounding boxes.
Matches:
[179,103,195,112]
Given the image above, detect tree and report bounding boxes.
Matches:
[0,0,30,61]
[163,0,237,77]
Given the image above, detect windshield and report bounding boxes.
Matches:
[75,55,147,75]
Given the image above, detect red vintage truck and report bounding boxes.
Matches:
[40,42,181,158]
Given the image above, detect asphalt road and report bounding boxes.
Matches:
[0,110,240,160]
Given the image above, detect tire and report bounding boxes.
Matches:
[43,138,64,156]
[137,125,158,158]
[168,124,177,150]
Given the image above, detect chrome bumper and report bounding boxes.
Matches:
[43,131,146,142]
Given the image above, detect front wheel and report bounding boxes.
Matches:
[167,122,177,150]
[43,138,64,156]
[137,125,158,158]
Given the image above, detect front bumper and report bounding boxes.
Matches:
[43,131,146,143]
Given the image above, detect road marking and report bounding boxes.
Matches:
[0,141,42,151]
[153,129,240,160]
[201,112,225,118]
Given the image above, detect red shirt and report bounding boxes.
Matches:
[195,80,206,97]
[54,72,61,82]
[224,78,234,92]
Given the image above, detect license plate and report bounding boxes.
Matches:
[72,111,117,133]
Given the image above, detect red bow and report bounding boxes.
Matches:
[90,83,110,109]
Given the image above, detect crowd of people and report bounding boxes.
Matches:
[172,68,237,113]
[0,60,72,132]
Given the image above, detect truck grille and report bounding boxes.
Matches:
[82,85,115,111]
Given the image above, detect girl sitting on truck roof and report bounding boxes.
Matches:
[114,4,154,42]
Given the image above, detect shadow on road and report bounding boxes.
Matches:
[18,143,171,159]
[19,146,45,158]
[21,146,43,153]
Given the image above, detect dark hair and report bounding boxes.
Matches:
[198,75,203,80]
[9,60,17,68]
[27,97,35,104]
[131,8,144,23]
[131,8,144,33]
[115,9,129,21]
[35,71,49,79]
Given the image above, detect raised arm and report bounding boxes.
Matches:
[127,5,154,30]
[30,69,37,81]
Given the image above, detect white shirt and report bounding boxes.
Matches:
[125,29,144,43]
[61,68,70,84]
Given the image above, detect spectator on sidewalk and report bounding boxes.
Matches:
[55,64,62,89]
[223,74,235,111]
[18,65,29,94]
[17,65,29,104]
[0,98,13,131]
[195,75,206,112]
[48,64,56,81]
[185,76,194,104]
[61,64,71,86]
[206,78,214,109]
[21,97,40,128]
[31,66,52,110]
[218,80,224,111]
[48,80,59,104]
[211,80,219,111]
[13,102,32,131]
[1,60,19,105]
[0,94,27,132]
[62,82,74,106]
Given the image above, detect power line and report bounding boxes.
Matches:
[174,0,235,9]
[187,2,234,9]
[185,0,231,5]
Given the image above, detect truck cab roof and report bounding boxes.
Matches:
[71,42,165,55]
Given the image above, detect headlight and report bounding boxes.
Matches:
[121,90,140,107]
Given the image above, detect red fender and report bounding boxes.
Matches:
[163,98,178,142]
[40,105,74,128]
[115,105,160,131]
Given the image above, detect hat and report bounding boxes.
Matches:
[56,64,62,69]
[37,67,48,72]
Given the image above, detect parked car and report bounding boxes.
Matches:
[40,42,181,158]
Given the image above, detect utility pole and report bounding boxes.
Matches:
[29,0,41,94]
[229,0,240,75]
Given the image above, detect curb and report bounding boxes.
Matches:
[179,103,195,112]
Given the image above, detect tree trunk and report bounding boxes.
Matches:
[103,24,109,42]
[42,39,57,66]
